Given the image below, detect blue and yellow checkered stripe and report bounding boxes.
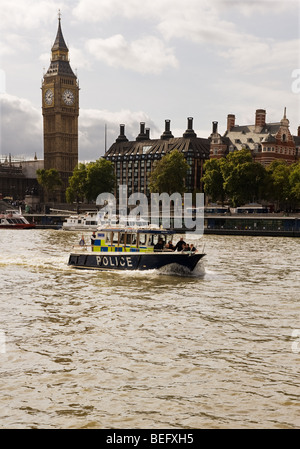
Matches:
[92,239,151,253]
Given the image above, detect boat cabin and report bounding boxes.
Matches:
[91,227,176,253]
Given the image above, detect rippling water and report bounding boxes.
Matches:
[0,229,299,429]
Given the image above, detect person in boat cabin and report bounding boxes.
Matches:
[154,238,164,251]
[165,240,175,251]
[175,237,186,251]
[91,232,96,247]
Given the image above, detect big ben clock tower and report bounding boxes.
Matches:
[42,12,79,200]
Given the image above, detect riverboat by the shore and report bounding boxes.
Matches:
[68,226,205,272]
[62,211,107,231]
[62,211,148,231]
[0,209,36,229]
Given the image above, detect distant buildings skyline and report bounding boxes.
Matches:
[1,2,300,161]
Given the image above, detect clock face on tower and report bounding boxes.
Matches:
[62,89,75,106]
[44,89,54,106]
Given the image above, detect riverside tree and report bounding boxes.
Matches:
[66,163,88,204]
[36,168,63,202]
[266,160,291,210]
[85,158,116,201]
[289,162,300,205]
[66,158,115,203]
[149,149,189,195]
[202,158,226,204]
[202,149,267,207]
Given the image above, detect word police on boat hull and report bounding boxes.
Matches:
[68,251,203,271]
[96,255,135,268]
[69,254,140,270]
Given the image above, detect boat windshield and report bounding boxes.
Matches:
[98,228,175,250]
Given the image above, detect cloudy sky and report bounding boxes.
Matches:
[1,0,300,162]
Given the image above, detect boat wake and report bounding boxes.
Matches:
[156,261,206,278]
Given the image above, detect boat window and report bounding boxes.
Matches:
[139,233,148,246]
[131,233,137,245]
[150,234,167,246]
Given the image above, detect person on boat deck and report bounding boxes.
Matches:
[79,235,85,246]
[167,240,175,251]
[164,241,174,251]
[190,243,197,252]
[175,237,186,251]
[154,238,164,251]
[183,243,190,251]
[91,232,96,246]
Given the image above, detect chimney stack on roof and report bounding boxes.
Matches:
[183,117,197,138]
[136,122,148,141]
[227,114,235,131]
[161,119,174,140]
[116,124,128,143]
[255,109,266,131]
[212,121,218,134]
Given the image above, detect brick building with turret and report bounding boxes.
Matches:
[210,108,299,165]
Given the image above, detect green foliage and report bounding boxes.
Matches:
[289,162,300,202]
[222,159,267,207]
[202,149,268,207]
[202,159,225,204]
[36,168,63,195]
[149,150,189,195]
[66,163,87,204]
[85,158,116,202]
[66,158,116,203]
[266,160,291,207]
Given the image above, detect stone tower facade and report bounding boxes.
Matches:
[42,13,79,200]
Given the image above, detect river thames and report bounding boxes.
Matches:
[0,229,299,429]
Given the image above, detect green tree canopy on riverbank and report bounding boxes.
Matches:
[149,150,189,195]
[66,158,115,203]
[202,150,300,209]
[36,168,63,202]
